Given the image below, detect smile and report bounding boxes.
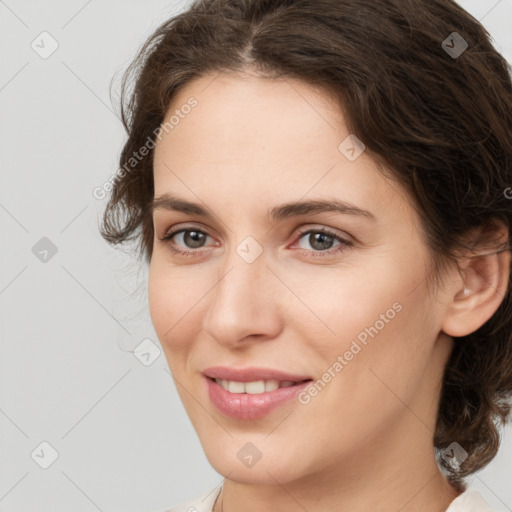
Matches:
[205,376,313,420]
[213,378,309,394]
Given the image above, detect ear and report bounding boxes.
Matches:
[441,221,511,338]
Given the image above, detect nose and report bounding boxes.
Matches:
[202,244,283,348]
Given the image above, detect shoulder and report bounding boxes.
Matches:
[156,486,222,512]
[445,488,494,512]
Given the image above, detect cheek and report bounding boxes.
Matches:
[289,274,435,442]
[284,255,433,374]
[147,258,212,358]
[320,273,436,413]
[277,262,404,348]
[148,262,170,339]
[148,260,189,349]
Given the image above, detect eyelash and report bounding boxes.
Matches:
[158,226,352,258]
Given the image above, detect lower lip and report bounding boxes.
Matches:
[205,376,312,420]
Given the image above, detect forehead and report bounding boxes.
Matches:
[156,71,346,152]
[152,71,414,226]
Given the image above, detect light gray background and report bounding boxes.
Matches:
[1,1,511,511]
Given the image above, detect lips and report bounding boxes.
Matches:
[203,366,314,420]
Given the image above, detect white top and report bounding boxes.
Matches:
[160,486,493,512]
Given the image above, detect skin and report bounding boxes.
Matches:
[148,70,511,512]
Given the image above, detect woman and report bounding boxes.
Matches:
[100,0,512,510]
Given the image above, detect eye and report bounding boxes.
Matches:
[158,228,213,257]
[293,227,352,256]
[157,225,352,258]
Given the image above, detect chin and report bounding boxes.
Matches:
[202,442,308,485]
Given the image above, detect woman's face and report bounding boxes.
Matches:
[149,71,455,484]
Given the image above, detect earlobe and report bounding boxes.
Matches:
[442,231,511,338]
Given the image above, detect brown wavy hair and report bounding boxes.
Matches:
[100,0,512,486]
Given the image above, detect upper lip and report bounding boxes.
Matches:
[203,366,313,383]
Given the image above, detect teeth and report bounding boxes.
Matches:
[215,379,295,394]
[228,381,245,393]
[244,381,266,394]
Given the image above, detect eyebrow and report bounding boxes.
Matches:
[150,192,376,222]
